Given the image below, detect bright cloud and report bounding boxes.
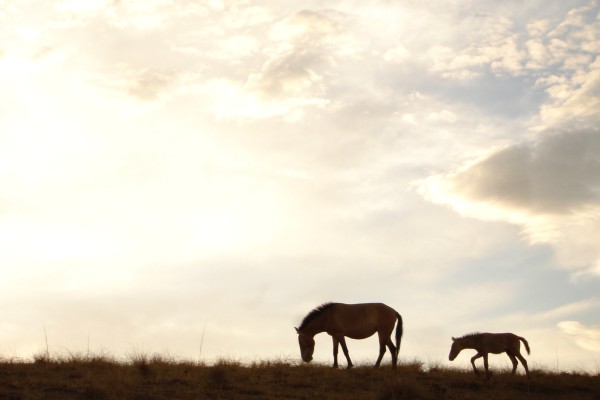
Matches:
[539,57,600,127]
[430,3,599,83]
[558,321,600,352]
[232,9,356,120]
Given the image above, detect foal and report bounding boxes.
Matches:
[449,332,530,379]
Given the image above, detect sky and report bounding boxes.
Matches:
[1,0,599,372]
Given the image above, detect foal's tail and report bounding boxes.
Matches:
[395,312,404,357]
[519,336,531,355]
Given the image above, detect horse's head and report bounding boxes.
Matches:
[448,337,461,361]
[295,328,315,363]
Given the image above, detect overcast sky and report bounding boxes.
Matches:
[1,0,599,371]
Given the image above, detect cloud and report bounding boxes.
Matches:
[558,321,600,352]
[524,39,549,69]
[420,126,600,275]
[422,127,600,214]
[201,9,358,121]
[430,4,599,80]
[246,50,325,98]
[248,9,355,100]
[126,68,179,100]
[442,129,599,214]
[535,299,600,322]
[104,0,176,30]
[384,45,409,64]
[429,14,523,78]
[538,56,600,127]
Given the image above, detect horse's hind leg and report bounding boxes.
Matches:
[386,338,398,368]
[375,333,396,368]
[374,343,386,368]
[507,353,518,374]
[515,352,530,378]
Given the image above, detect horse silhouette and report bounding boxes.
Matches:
[449,332,530,378]
[295,302,403,369]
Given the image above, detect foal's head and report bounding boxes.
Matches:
[448,337,464,361]
[295,328,315,362]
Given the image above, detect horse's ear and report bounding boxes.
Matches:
[295,327,300,334]
[451,337,456,341]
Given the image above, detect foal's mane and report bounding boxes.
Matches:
[458,332,482,340]
[298,302,335,331]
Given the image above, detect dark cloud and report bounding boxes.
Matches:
[448,127,600,214]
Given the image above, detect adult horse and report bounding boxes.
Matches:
[295,302,403,369]
[448,332,531,379]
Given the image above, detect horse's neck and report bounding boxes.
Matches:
[304,316,326,336]
[462,336,480,350]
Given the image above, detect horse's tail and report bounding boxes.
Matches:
[395,312,403,357]
[519,336,531,355]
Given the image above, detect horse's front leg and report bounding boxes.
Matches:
[483,354,491,380]
[331,337,340,368]
[470,353,482,376]
[338,336,353,369]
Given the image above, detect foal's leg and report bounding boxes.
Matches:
[515,352,530,378]
[483,354,491,379]
[507,353,518,374]
[470,353,482,375]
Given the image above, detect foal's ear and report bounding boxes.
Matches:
[295,327,300,334]
[451,337,456,341]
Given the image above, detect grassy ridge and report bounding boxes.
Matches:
[0,354,598,400]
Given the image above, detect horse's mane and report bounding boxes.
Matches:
[298,302,335,331]
[458,332,482,339]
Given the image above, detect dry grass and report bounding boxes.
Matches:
[0,354,598,400]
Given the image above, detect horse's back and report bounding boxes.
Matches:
[329,303,398,338]
[335,303,397,319]
[479,333,523,353]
